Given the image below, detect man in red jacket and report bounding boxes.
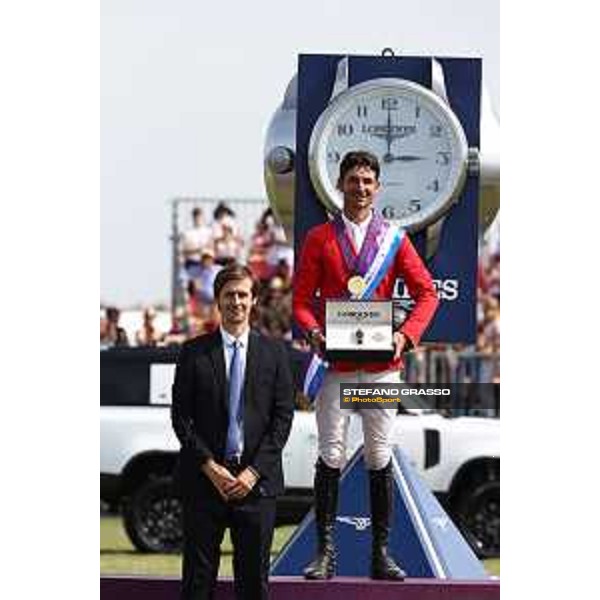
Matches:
[293,151,439,581]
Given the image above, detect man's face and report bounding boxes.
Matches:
[217,277,255,329]
[337,165,380,215]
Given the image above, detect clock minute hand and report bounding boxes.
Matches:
[385,108,393,156]
[380,108,397,163]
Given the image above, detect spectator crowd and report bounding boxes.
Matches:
[101,202,295,348]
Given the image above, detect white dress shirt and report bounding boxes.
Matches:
[341,210,373,253]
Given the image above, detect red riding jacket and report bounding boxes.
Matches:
[293,221,439,373]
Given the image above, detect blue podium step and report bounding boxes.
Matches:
[272,446,489,579]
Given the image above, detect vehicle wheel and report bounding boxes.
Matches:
[453,479,500,558]
[123,475,183,553]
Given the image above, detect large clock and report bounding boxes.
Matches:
[308,77,472,233]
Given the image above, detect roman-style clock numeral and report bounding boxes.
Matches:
[415,105,421,119]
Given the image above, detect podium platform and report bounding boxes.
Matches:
[101,575,500,599]
[272,446,489,579]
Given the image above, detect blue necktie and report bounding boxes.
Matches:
[225,340,243,459]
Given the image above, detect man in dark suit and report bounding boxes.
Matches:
[171,263,295,600]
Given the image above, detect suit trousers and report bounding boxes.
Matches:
[316,369,400,470]
[180,480,276,600]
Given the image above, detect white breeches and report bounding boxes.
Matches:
[315,369,400,471]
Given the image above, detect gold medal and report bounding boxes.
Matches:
[347,275,366,298]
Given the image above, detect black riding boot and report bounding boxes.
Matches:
[303,458,340,580]
[370,461,407,580]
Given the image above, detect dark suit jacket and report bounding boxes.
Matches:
[171,329,295,499]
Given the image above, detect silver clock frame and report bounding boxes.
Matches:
[308,77,469,232]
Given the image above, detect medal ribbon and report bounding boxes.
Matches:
[359,224,405,299]
[333,212,386,282]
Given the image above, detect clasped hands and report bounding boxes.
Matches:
[202,459,258,501]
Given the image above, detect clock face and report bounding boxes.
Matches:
[308,78,469,230]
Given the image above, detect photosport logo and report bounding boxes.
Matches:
[339,383,451,407]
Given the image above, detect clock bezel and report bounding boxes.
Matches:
[308,77,469,231]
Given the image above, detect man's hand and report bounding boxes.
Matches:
[223,468,258,501]
[393,331,407,361]
[201,459,236,501]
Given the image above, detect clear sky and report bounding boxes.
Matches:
[101,0,499,307]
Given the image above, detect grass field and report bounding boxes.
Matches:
[101,516,499,577]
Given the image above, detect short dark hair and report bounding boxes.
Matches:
[338,150,380,181]
[192,207,202,218]
[213,263,259,301]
